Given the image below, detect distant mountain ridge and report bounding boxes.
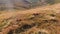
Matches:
[0,0,60,11]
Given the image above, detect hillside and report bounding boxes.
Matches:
[0,3,60,34]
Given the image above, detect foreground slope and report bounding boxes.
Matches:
[0,3,60,34]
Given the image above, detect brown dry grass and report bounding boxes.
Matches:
[0,3,60,34]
